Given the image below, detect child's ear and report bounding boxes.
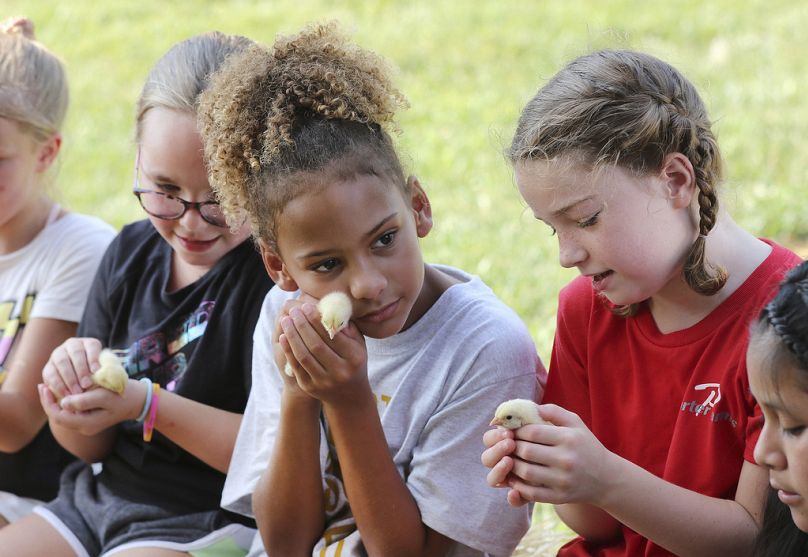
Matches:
[258,241,299,292]
[34,133,62,173]
[407,175,433,238]
[660,152,697,209]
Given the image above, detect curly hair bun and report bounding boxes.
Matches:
[199,22,408,246]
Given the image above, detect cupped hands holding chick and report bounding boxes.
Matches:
[38,337,149,437]
[274,291,369,406]
[483,401,619,509]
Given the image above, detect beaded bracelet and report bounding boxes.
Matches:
[135,377,153,422]
[143,383,161,442]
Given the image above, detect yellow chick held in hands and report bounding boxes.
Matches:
[91,349,128,394]
[490,398,545,429]
[284,292,353,376]
[318,291,352,340]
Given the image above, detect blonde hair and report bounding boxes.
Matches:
[199,22,408,249]
[0,21,68,142]
[510,50,727,315]
[135,31,252,142]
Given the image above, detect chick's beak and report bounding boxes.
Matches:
[489,417,503,426]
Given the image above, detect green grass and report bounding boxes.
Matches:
[7,1,808,550]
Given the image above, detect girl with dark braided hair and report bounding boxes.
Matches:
[481,49,802,556]
[199,22,543,557]
[749,260,808,555]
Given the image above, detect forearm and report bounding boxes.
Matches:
[49,420,116,462]
[152,391,242,473]
[0,391,46,452]
[325,393,446,557]
[255,394,324,556]
[597,455,765,557]
[554,503,621,543]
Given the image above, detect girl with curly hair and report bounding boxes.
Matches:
[199,22,544,557]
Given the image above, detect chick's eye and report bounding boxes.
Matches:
[505,415,513,420]
[373,230,397,248]
[313,258,340,273]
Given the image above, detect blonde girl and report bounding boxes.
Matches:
[481,49,802,556]
[200,23,543,557]
[0,31,273,556]
[0,16,114,526]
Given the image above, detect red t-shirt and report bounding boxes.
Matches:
[544,240,801,556]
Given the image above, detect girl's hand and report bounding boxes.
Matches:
[42,337,103,399]
[506,404,618,506]
[481,426,532,507]
[272,297,319,398]
[37,378,148,436]
[279,301,368,405]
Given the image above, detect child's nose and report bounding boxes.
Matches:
[558,234,586,269]
[349,263,386,300]
[754,423,786,471]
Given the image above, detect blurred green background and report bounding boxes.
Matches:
[8,1,807,552]
[9,0,808,360]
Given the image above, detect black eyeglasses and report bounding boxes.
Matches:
[132,150,228,228]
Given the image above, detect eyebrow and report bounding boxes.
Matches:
[298,212,399,260]
[551,195,596,217]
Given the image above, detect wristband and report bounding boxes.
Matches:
[135,378,153,422]
[143,383,161,442]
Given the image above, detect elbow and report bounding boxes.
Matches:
[0,419,45,453]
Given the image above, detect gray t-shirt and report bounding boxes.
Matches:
[223,266,545,556]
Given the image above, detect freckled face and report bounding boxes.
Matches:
[514,159,695,306]
[749,349,808,532]
[137,108,250,278]
[271,173,431,339]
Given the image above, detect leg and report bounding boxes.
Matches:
[0,513,77,556]
[111,550,189,557]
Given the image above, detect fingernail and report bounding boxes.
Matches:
[80,376,93,389]
[302,303,316,317]
[281,316,293,331]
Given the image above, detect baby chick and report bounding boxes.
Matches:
[91,349,128,394]
[318,291,353,339]
[284,292,353,376]
[490,398,545,429]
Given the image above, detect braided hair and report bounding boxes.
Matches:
[509,49,726,315]
[752,260,808,383]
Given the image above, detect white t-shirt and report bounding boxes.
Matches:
[223,266,545,557]
[0,211,115,375]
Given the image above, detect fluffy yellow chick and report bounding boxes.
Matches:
[91,349,128,394]
[284,292,354,376]
[490,398,545,429]
[318,291,352,340]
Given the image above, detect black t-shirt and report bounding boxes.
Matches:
[77,220,273,513]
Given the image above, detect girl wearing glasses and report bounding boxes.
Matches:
[0,31,273,556]
[0,18,114,527]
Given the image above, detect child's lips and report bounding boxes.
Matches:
[178,235,217,252]
[358,299,399,323]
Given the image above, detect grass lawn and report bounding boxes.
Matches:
[7,1,807,553]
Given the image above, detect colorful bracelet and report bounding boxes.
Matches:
[143,383,161,442]
[135,377,153,422]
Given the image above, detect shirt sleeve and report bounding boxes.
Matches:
[542,277,594,426]
[406,323,542,557]
[76,232,119,341]
[32,220,115,324]
[221,292,284,517]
